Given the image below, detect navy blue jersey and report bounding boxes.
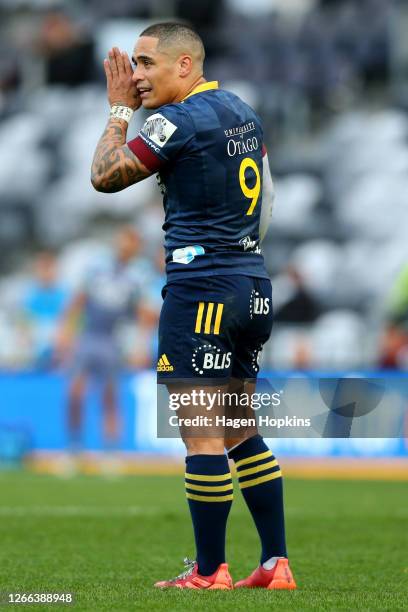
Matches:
[128,81,269,282]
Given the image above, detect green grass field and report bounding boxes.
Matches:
[0,471,407,611]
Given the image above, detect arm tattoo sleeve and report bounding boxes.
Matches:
[91,118,149,193]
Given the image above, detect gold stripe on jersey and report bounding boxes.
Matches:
[182,81,219,101]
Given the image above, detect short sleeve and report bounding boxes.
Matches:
[127,105,194,172]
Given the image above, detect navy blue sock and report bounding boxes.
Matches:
[185,454,233,576]
[228,435,287,563]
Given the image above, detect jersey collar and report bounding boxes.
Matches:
[182,81,219,101]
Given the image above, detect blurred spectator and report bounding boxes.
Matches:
[36,11,97,86]
[127,246,166,367]
[88,0,154,19]
[0,0,404,373]
[56,226,154,460]
[175,0,226,59]
[0,58,21,111]
[273,265,321,323]
[379,264,408,369]
[21,251,68,369]
[387,264,408,328]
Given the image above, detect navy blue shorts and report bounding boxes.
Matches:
[157,275,273,381]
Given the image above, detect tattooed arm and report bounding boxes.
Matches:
[91,47,152,193]
[91,117,151,193]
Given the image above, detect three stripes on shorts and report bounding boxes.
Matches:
[194,302,224,335]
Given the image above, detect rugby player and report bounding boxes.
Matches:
[58,226,149,465]
[91,22,296,590]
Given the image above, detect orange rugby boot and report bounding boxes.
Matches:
[234,557,296,590]
[154,558,233,589]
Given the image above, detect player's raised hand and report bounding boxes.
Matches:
[104,47,141,110]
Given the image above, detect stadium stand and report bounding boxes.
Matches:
[0,0,406,370]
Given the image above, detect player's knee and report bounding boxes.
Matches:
[224,435,253,451]
[70,376,86,399]
[103,381,116,404]
[184,437,225,455]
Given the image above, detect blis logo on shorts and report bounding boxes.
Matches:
[192,343,232,375]
[250,346,262,373]
[249,289,270,319]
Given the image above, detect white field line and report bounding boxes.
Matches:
[0,506,406,519]
[0,506,163,517]
[0,506,294,518]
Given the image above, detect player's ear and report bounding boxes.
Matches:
[178,55,192,78]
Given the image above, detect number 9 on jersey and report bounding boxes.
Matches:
[239,157,261,216]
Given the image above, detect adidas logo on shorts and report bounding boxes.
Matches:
[157,353,174,372]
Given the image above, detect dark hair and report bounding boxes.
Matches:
[140,22,205,61]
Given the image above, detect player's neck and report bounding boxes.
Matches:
[177,75,206,103]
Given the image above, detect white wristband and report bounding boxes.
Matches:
[110,105,134,123]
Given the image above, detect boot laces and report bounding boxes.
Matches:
[169,558,196,582]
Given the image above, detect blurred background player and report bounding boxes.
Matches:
[21,251,69,369]
[36,10,97,87]
[57,226,152,469]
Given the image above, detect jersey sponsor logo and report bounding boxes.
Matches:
[250,290,270,319]
[172,245,205,265]
[192,343,231,375]
[139,132,161,154]
[195,302,224,335]
[141,113,178,148]
[239,236,259,251]
[157,353,174,372]
[224,121,256,138]
[156,173,166,194]
[227,136,259,157]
